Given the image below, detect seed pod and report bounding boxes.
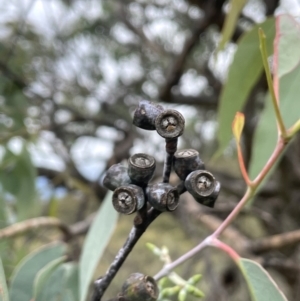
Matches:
[122,273,144,293]
[133,100,164,130]
[155,109,185,139]
[102,164,131,191]
[128,153,156,185]
[121,273,159,301]
[112,185,145,214]
[146,183,179,211]
[173,149,205,180]
[185,170,220,208]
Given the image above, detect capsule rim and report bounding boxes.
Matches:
[155,109,185,138]
[128,153,156,170]
[174,148,199,159]
[112,185,144,214]
[185,170,216,197]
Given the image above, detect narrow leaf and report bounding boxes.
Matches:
[248,93,277,180]
[65,264,80,301]
[9,242,66,301]
[249,15,300,179]
[238,258,288,301]
[259,27,285,136]
[216,18,275,154]
[79,191,118,301]
[0,256,9,301]
[217,0,247,52]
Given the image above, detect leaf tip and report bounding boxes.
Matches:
[232,112,245,143]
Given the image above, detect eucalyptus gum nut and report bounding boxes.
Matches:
[185,170,220,208]
[112,185,145,214]
[122,273,144,292]
[121,273,159,301]
[146,183,179,211]
[133,100,164,130]
[155,110,185,139]
[102,164,131,191]
[197,180,220,208]
[173,149,205,180]
[128,153,156,184]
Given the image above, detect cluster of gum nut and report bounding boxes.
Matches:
[102,100,221,215]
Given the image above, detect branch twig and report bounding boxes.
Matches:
[162,139,178,183]
[250,229,300,253]
[154,135,290,280]
[0,217,71,240]
[91,208,161,301]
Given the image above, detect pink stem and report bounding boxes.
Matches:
[210,238,240,262]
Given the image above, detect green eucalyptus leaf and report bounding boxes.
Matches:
[79,191,118,301]
[275,15,300,78]
[217,0,247,52]
[239,258,287,301]
[36,262,79,301]
[9,242,67,301]
[1,91,28,132]
[0,256,9,301]
[33,256,66,298]
[65,264,80,301]
[0,194,7,229]
[216,18,275,155]
[0,146,38,221]
[249,15,300,180]
[248,93,277,181]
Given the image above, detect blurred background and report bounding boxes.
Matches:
[1,0,300,300]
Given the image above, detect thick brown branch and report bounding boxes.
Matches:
[168,93,219,108]
[159,17,212,101]
[178,194,250,255]
[91,208,161,301]
[0,217,71,240]
[250,229,300,254]
[0,213,99,242]
[69,213,96,236]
